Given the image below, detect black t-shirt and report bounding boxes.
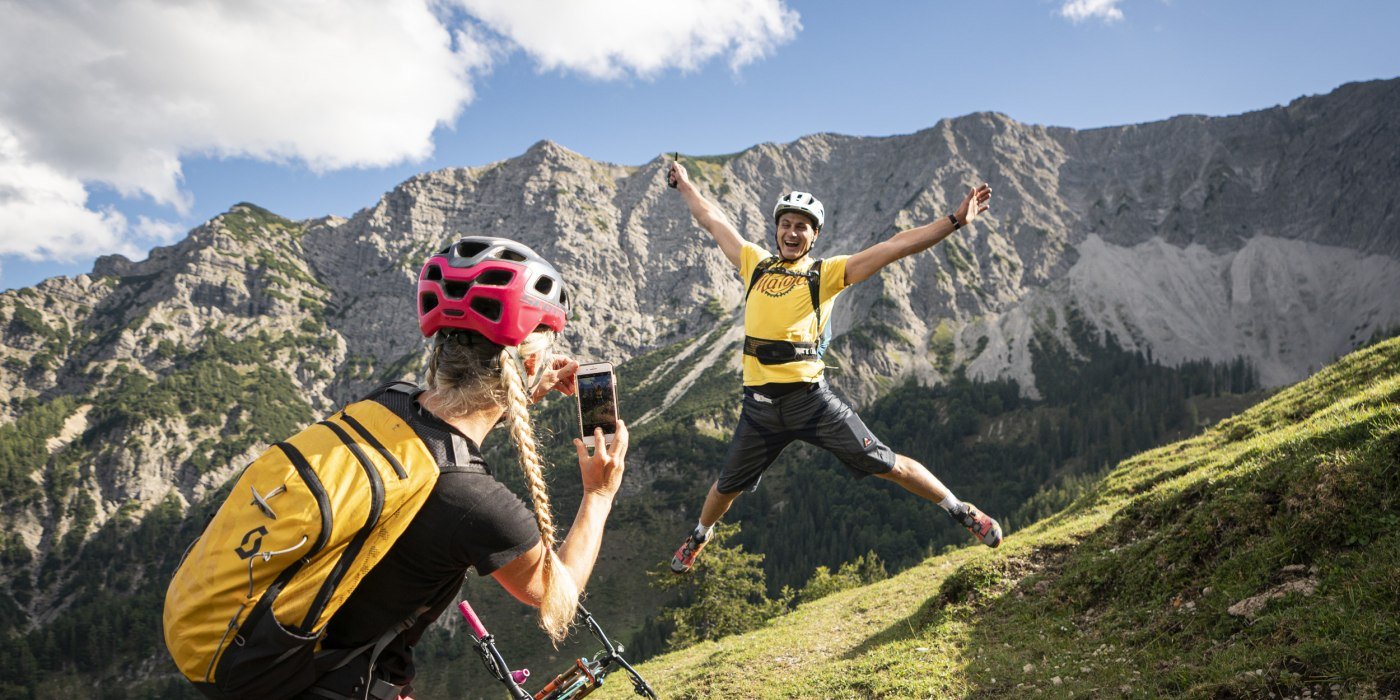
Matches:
[317,384,540,687]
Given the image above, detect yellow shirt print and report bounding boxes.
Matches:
[737,241,850,386]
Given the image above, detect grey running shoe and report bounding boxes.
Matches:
[951,503,1003,548]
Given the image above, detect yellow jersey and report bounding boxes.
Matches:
[737,241,850,385]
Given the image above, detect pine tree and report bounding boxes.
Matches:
[649,523,790,651]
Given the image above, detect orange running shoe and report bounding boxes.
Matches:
[669,527,711,574]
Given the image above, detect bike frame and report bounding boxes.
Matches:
[458,600,657,700]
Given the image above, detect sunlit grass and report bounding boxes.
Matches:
[602,339,1400,698]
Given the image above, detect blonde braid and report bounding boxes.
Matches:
[499,339,579,643]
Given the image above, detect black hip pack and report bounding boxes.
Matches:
[744,336,820,365]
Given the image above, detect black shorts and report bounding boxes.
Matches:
[716,380,897,494]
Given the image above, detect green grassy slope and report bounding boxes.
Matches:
[607,337,1400,699]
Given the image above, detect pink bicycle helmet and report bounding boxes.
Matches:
[417,236,569,346]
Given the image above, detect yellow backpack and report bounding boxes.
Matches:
[163,382,441,699]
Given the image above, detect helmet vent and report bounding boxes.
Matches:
[419,292,439,314]
[476,269,514,286]
[498,249,527,262]
[423,264,443,282]
[443,280,472,300]
[470,297,503,322]
[534,276,554,295]
[442,308,464,317]
[456,241,490,258]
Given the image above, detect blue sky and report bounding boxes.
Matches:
[3,0,1397,291]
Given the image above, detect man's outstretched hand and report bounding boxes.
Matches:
[667,160,691,190]
[955,183,992,226]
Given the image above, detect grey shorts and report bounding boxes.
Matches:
[716,380,897,494]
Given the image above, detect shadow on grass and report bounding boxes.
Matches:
[837,543,1079,663]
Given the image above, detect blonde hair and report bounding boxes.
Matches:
[426,330,579,643]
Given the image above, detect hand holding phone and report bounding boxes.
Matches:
[529,355,579,404]
[573,420,628,498]
[575,362,619,447]
[666,153,682,189]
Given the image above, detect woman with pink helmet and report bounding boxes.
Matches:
[296,236,630,699]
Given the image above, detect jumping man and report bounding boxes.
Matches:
[666,160,1002,574]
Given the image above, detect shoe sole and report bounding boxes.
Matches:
[971,524,1002,548]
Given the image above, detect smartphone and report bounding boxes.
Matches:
[576,362,619,448]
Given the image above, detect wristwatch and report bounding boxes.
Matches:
[948,214,962,230]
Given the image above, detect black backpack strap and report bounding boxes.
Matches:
[445,433,485,474]
[744,257,780,302]
[382,380,420,395]
[361,379,422,402]
[366,382,490,475]
[804,260,832,357]
[313,606,427,699]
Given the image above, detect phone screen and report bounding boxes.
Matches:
[577,370,618,438]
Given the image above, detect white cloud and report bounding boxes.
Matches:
[0,124,134,261]
[1,1,484,209]
[454,0,800,79]
[0,0,798,263]
[133,216,188,246]
[1060,0,1125,23]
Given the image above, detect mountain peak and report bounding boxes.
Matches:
[524,138,580,160]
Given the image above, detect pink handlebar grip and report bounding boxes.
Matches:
[458,601,489,640]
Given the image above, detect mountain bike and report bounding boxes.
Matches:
[458,600,658,699]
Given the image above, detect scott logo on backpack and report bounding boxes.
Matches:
[233,527,268,560]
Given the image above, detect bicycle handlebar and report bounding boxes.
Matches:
[457,601,532,692]
[457,600,489,641]
[459,599,656,699]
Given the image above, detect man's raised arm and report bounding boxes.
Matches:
[844,183,992,286]
[668,160,744,267]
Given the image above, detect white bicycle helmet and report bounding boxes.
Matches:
[772,191,825,231]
